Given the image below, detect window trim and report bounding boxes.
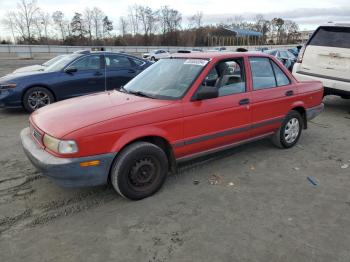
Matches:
[249,57,291,91]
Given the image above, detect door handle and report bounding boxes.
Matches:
[94,71,103,76]
[285,90,294,96]
[239,98,250,105]
[128,69,136,73]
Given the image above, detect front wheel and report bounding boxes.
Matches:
[271,110,303,148]
[23,87,54,112]
[110,142,168,200]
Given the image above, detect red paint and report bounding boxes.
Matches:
[30,52,324,159]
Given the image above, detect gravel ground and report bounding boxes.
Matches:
[0,59,350,262]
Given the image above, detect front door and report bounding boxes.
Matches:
[56,54,105,99]
[180,58,252,158]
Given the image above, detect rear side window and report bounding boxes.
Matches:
[309,27,350,49]
[249,57,291,90]
[271,62,290,86]
[105,55,131,69]
[249,57,276,90]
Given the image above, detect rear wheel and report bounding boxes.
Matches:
[110,142,168,200]
[151,56,156,61]
[23,87,54,112]
[271,110,303,148]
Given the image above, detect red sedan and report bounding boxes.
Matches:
[21,52,324,200]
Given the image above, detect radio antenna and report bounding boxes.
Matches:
[103,50,107,92]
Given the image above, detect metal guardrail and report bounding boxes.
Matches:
[0,44,296,59]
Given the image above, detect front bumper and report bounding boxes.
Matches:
[306,103,324,121]
[0,88,22,108]
[20,127,116,187]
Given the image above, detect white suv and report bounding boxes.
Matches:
[293,22,350,99]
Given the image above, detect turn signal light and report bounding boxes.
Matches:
[80,160,101,167]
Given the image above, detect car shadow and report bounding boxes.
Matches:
[0,108,28,116]
[323,96,350,115]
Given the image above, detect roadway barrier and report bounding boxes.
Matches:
[0,44,296,59]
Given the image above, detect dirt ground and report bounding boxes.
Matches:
[0,59,350,262]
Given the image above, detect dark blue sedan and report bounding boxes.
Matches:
[0,51,152,112]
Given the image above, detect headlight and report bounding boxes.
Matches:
[0,83,17,89]
[43,134,78,154]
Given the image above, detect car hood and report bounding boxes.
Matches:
[13,65,44,73]
[31,91,175,138]
[0,70,54,83]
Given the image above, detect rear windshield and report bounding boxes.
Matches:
[309,26,350,49]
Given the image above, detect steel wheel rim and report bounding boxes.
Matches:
[284,118,300,144]
[127,156,161,192]
[28,91,51,110]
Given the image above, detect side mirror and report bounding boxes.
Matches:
[64,67,77,74]
[193,86,218,101]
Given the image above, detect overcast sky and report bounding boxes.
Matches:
[1,0,350,37]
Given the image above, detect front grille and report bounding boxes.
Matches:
[30,123,43,144]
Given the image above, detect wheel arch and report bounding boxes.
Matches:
[21,84,57,104]
[110,130,176,176]
[290,104,307,129]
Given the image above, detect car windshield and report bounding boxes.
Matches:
[44,54,82,72]
[42,55,66,67]
[123,58,208,99]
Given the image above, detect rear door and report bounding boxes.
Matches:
[301,26,350,81]
[104,54,139,90]
[180,58,252,157]
[248,57,297,137]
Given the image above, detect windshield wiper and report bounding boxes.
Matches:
[127,90,155,99]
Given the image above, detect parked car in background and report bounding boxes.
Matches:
[21,52,324,200]
[288,46,302,57]
[176,49,202,54]
[13,55,66,73]
[0,51,151,112]
[208,47,227,52]
[293,22,350,99]
[265,49,296,71]
[142,49,170,61]
[256,47,269,52]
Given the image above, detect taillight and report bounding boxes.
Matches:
[297,45,306,63]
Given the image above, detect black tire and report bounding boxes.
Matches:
[271,110,303,149]
[110,142,168,200]
[23,87,55,113]
[151,56,156,61]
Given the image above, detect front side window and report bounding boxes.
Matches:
[105,55,131,69]
[124,58,207,99]
[250,57,277,90]
[201,59,246,97]
[69,55,101,70]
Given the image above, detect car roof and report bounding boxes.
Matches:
[170,51,268,60]
[320,22,350,27]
